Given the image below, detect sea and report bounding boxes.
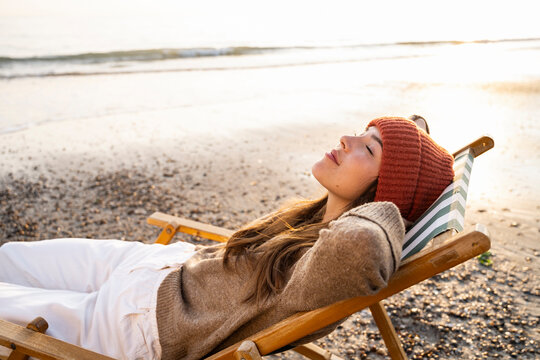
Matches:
[1,0,540,134]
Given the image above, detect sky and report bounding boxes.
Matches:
[1,0,539,45]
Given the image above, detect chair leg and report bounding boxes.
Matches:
[7,317,48,360]
[369,302,407,360]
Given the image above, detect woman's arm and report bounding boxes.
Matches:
[281,202,405,310]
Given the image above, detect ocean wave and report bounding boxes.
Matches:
[4,38,537,66]
[1,37,538,80]
[0,54,432,80]
[0,46,284,66]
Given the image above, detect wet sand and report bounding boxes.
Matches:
[1,57,539,358]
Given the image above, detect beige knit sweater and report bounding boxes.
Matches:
[156,201,405,360]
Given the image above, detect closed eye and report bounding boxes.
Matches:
[366,145,373,156]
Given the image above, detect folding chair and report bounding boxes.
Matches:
[0,136,493,360]
[147,136,494,360]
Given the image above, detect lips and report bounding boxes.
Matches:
[326,150,339,165]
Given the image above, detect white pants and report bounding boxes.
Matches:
[0,238,197,360]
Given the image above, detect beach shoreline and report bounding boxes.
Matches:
[1,120,539,359]
[1,147,538,359]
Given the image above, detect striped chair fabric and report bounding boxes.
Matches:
[401,149,474,260]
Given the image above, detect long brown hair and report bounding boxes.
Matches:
[223,180,378,304]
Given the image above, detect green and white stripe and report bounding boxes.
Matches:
[401,149,475,260]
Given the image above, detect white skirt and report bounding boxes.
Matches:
[0,238,197,360]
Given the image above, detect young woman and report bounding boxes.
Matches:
[0,116,454,360]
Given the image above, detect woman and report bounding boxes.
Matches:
[0,116,454,360]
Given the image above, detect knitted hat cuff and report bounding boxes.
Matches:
[367,117,454,222]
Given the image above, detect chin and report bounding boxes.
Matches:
[311,161,323,183]
[311,161,329,191]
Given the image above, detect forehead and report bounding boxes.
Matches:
[365,126,381,138]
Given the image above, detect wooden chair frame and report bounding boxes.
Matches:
[0,137,493,360]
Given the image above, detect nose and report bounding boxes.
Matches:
[339,136,352,151]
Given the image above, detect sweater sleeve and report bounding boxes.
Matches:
[281,201,405,311]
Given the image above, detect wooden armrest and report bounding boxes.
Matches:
[147,212,234,243]
[206,225,490,360]
[0,319,115,360]
[452,136,494,158]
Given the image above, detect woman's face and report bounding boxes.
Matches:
[312,126,383,202]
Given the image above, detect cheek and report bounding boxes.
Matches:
[340,159,379,197]
[340,169,370,197]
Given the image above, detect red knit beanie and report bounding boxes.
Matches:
[367,117,454,222]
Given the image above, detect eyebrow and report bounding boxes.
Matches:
[372,135,383,150]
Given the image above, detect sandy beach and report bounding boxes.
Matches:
[1,48,539,358]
